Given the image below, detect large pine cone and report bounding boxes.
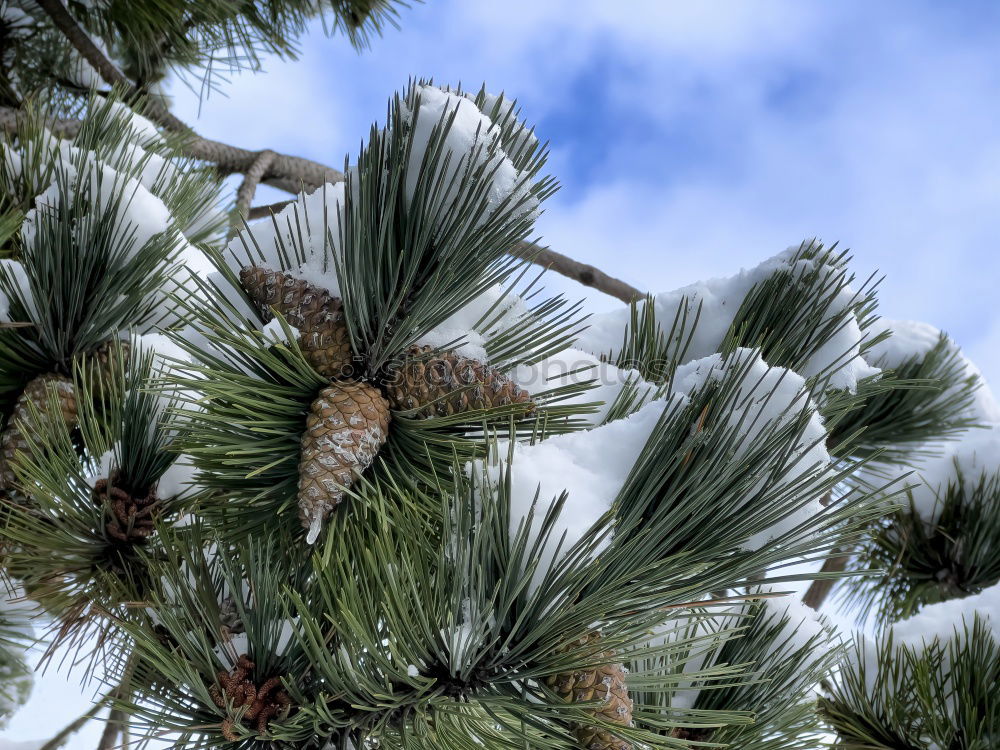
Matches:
[548,632,633,750]
[298,381,390,543]
[384,345,533,418]
[0,374,78,490]
[240,266,353,379]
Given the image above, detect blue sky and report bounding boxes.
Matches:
[5,0,1000,744]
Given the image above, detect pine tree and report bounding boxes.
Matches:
[0,2,997,749]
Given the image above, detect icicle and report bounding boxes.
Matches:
[306,512,323,545]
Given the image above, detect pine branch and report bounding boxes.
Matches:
[801,553,850,610]
[234,149,276,220]
[97,708,123,750]
[511,241,644,303]
[6,6,646,305]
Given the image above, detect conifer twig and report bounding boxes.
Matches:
[25,1,343,193]
[511,241,644,303]
[802,552,851,610]
[235,150,277,220]
[97,707,124,750]
[4,2,648,304]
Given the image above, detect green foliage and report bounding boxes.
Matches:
[1,0,411,113]
[635,595,839,748]
[841,466,1000,628]
[821,619,1000,749]
[0,341,183,651]
[332,82,557,372]
[827,332,979,467]
[0,95,223,412]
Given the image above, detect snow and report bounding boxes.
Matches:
[574,246,880,394]
[22,160,173,259]
[890,580,1000,647]
[261,318,302,346]
[671,348,832,551]
[407,664,420,677]
[404,85,537,223]
[229,182,345,282]
[759,590,830,656]
[414,282,531,362]
[105,100,162,149]
[512,347,657,425]
[882,423,1000,522]
[483,398,667,591]
[867,317,1000,424]
[487,346,831,590]
[0,260,34,323]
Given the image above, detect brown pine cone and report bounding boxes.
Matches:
[0,373,78,490]
[240,266,354,379]
[548,632,633,750]
[383,345,533,418]
[209,654,292,740]
[297,381,390,542]
[91,472,159,544]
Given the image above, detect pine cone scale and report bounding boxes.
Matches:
[548,633,633,750]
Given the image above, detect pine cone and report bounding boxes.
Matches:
[298,381,390,542]
[548,632,633,750]
[384,345,533,418]
[240,266,354,378]
[91,472,158,544]
[0,374,78,490]
[209,654,292,740]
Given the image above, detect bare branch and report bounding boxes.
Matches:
[247,200,295,220]
[801,552,851,610]
[97,706,124,750]
[0,105,341,194]
[512,241,644,303]
[27,1,343,193]
[234,149,277,220]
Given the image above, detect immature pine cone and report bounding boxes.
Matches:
[298,381,390,543]
[210,654,292,741]
[91,473,158,544]
[0,374,78,490]
[384,345,533,418]
[548,632,633,750]
[240,266,354,378]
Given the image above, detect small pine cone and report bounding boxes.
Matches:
[91,472,159,544]
[240,266,354,378]
[297,381,390,543]
[548,632,633,750]
[384,345,534,418]
[209,654,292,740]
[0,374,78,490]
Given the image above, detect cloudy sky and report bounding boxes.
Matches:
[5,0,1000,744]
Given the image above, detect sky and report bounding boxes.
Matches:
[5,0,1000,744]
